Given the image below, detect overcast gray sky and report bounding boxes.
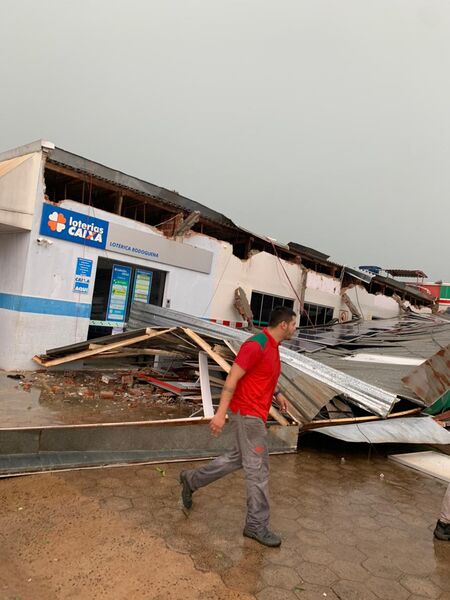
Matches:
[1,0,449,280]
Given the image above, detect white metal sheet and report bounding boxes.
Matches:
[316,417,450,444]
[389,451,450,483]
[198,351,214,418]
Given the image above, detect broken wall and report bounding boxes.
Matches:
[304,270,342,317]
[203,240,304,323]
[344,284,431,320]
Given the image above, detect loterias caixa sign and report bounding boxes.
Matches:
[39,203,213,274]
[39,204,108,249]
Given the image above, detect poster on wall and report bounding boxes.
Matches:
[73,257,93,294]
[106,265,132,322]
[132,270,153,303]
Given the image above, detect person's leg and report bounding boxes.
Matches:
[180,414,242,506]
[185,445,242,491]
[440,483,450,524]
[239,415,270,533]
[237,414,279,546]
[434,483,450,541]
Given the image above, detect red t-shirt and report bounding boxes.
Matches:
[229,328,281,422]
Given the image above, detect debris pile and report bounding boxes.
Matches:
[8,370,199,422]
[33,304,450,443]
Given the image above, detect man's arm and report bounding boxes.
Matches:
[209,363,246,436]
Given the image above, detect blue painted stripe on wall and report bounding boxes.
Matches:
[0,293,91,318]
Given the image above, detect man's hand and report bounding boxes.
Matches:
[275,392,289,413]
[208,364,246,437]
[209,413,226,437]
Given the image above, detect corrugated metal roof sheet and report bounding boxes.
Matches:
[385,269,428,278]
[128,303,398,419]
[402,345,450,405]
[311,315,450,403]
[46,147,239,230]
[287,242,330,261]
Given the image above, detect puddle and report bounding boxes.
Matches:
[0,371,197,428]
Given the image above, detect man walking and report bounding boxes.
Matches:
[179,306,296,547]
[434,483,450,541]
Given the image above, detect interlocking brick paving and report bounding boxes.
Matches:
[1,447,449,599]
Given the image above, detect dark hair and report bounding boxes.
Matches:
[268,306,296,327]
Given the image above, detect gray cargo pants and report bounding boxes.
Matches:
[183,412,270,534]
[440,483,450,524]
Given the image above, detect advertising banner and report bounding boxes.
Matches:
[106,265,132,322]
[132,270,153,303]
[73,257,93,294]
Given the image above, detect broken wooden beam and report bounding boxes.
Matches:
[33,328,175,367]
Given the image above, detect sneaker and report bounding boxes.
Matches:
[179,471,193,509]
[434,520,450,541]
[243,527,281,547]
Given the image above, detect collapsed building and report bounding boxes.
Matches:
[0,139,437,370]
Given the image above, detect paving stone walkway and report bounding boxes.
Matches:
[1,447,450,599]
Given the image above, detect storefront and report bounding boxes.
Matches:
[88,257,167,338]
[0,149,216,369]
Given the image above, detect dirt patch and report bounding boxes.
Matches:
[0,473,253,600]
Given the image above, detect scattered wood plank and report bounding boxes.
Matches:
[87,349,186,359]
[0,416,214,432]
[33,328,175,367]
[302,406,423,430]
[183,328,232,372]
[45,327,149,357]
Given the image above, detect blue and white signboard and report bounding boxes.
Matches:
[106,265,132,322]
[73,257,93,294]
[39,204,108,250]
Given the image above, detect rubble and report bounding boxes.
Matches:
[4,370,201,424]
[0,305,446,476]
[32,305,450,441]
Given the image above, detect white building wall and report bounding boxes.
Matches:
[344,284,432,320]
[0,196,219,370]
[207,242,304,323]
[304,270,342,316]
[0,151,45,370]
[0,232,32,295]
[0,151,42,231]
[24,199,217,313]
[344,285,401,320]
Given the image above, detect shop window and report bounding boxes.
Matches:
[88,257,166,339]
[250,292,295,327]
[300,302,334,327]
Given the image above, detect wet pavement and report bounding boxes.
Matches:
[1,446,450,600]
[0,371,195,428]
